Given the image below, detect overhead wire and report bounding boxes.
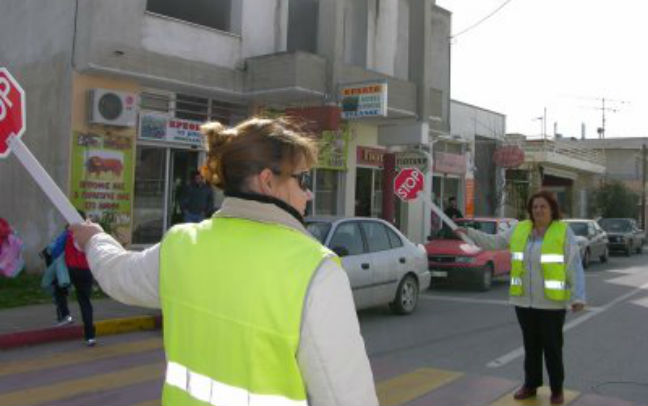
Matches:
[451,0,516,40]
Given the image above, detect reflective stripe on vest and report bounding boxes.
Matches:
[540,254,564,263]
[166,361,307,406]
[508,220,569,301]
[160,218,338,406]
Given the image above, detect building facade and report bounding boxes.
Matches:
[1,0,452,269]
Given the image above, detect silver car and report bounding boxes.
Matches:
[306,217,430,315]
[564,219,609,268]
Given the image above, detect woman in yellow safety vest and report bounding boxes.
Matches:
[71,116,378,406]
[457,190,585,405]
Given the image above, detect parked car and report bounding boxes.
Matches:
[598,218,645,256]
[563,219,609,268]
[305,217,430,315]
[425,217,517,291]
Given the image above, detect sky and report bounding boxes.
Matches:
[435,0,648,139]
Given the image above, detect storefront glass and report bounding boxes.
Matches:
[355,167,383,217]
[314,169,340,216]
[132,147,166,244]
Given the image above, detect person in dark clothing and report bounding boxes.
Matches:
[48,211,96,346]
[179,170,214,223]
[444,196,463,220]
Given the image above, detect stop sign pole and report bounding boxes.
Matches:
[394,166,477,247]
[0,68,83,225]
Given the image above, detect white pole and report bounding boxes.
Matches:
[422,193,478,248]
[8,135,83,224]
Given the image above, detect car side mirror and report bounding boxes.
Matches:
[332,246,349,257]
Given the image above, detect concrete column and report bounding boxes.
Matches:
[317,0,345,102]
[408,0,432,120]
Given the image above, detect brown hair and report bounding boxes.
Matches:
[200,116,318,193]
[526,190,561,223]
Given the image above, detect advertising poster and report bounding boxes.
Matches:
[70,132,134,245]
[317,127,349,170]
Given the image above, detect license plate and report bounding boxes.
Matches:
[431,271,448,277]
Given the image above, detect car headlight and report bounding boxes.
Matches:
[455,256,476,263]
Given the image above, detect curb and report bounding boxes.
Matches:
[0,314,162,350]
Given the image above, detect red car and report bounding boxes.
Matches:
[425,217,517,291]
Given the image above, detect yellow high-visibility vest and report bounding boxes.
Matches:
[160,217,337,406]
[509,220,570,301]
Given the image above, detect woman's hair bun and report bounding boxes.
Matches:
[200,121,237,189]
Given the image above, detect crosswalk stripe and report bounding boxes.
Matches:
[0,338,162,377]
[376,367,463,406]
[490,386,579,406]
[0,363,164,406]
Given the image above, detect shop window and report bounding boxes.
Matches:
[132,147,166,244]
[314,169,340,216]
[210,100,248,126]
[355,167,383,217]
[146,0,235,33]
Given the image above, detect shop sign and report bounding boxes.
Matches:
[493,145,525,168]
[356,146,385,168]
[339,81,388,119]
[70,132,135,245]
[139,112,204,147]
[396,150,429,172]
[317,128,349,170]
[433,151,466,174]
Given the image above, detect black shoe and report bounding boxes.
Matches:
[513,386,537,400]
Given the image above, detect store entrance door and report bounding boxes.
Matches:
[168,149,200,227]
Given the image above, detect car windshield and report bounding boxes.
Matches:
[437,220,497,239]
[305,221,332,243]
[599,219,632,233]
[568,222,588,237]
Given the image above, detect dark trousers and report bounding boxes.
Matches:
[515,306,567,392]
[53,284,70,321]
[68,267,96,341]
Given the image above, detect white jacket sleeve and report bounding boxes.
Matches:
[297,258,378,406]
[85,233,161,309]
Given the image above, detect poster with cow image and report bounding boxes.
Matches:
[70,132,134,245]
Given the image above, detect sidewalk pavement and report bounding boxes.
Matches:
[0,298,161,350]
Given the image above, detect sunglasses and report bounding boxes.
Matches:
[290,171,311,191]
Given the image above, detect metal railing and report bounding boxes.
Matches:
[518,138,606,166]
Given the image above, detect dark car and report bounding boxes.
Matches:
[598,218,645,256]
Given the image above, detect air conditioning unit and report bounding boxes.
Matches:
[88,89,138,127]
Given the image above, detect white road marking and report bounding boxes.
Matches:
[420,294,510,306]
[486,281,648,368]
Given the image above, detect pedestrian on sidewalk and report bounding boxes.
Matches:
[70,116,378,406]
[178,169,214,223]
[456,190,586,405]
[47,211,96,347]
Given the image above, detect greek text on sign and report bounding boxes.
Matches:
[396,150,429,172]
[394,167,425,202]
[139,112,204,147]
[339,82,388,119]
[0,68,26,158]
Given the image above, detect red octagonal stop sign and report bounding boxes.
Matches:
[394,167,425,202]
[0,68,26,158]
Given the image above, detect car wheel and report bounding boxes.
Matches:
[625,243,632,257]
[582,249,590,269]
[391,274,419,315]
[600,247,609,263]
[476,263,494,291]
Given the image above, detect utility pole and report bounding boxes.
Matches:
[643,144,646,230]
